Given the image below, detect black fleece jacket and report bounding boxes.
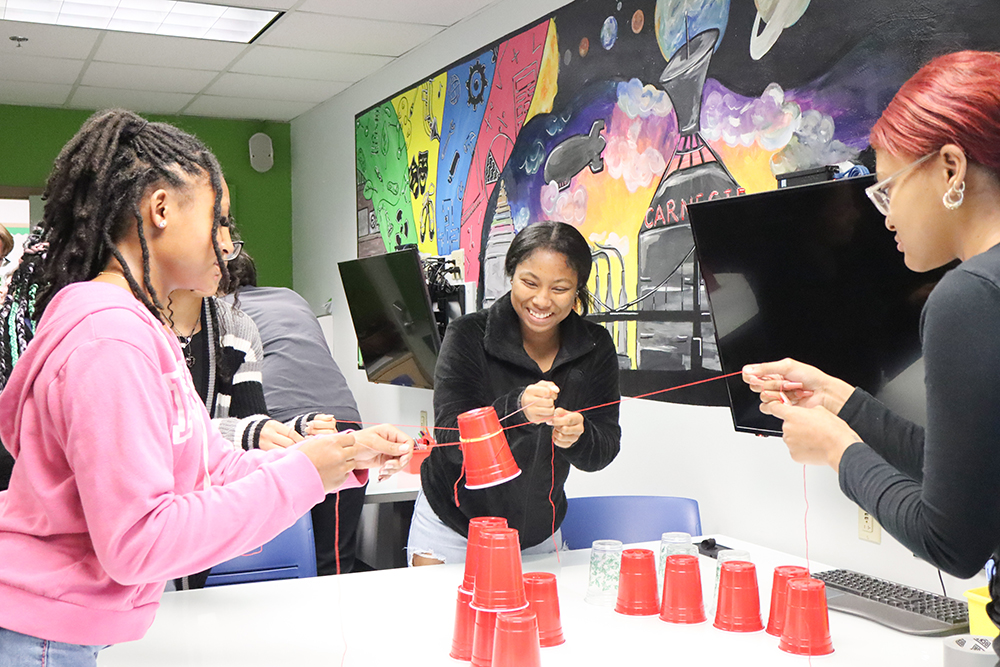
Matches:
[421,292,621,549]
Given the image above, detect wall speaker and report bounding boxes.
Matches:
[249,132,274,173]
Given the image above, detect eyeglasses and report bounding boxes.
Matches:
[223,241,244,261]
[865,152,935,216]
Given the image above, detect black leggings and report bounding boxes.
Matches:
[311,483,367,575]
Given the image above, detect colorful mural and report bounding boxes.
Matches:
[355,0,1000,404]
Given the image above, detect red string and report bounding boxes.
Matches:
[803,464,812,667]
[803,465,811,571]
[335,490,342,576]
[329,370,744,437]
[548,435,560,563]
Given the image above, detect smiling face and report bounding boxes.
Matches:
[510,247,579,342]
[875,150,956,272]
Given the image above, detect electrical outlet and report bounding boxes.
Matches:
[859,508,882,544]
[420,410,428,428]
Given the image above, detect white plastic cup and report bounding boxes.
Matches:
[658,532,695,579]
[585,540,624,606]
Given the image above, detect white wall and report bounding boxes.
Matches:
[290,0,984,597]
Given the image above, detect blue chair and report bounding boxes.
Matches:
[204,512,317,587]
[559,495,702,550]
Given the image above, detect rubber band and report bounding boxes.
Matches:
[459,430,504,444]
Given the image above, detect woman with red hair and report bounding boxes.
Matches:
[743,50,1000,642]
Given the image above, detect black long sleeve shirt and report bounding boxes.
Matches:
[838,244,1000,588]
[421,293,621,548]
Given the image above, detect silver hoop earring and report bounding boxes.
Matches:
[943,181,965,210]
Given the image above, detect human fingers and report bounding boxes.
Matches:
[550,408,582,428]
[306,414,338,435]
[299,433,358,492]
[366,423,415,448]
[352,428,413,470]
[777,405,859,471]
[259,420,299,449]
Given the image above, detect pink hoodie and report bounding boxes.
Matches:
[0,282,328,645]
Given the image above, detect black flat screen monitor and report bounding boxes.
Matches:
[338,249,441,389]
[689,176,948,435]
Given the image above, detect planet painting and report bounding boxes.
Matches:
[632,9,644,33]
[601,15,618,49]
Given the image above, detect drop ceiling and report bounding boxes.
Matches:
[0,0,501,122]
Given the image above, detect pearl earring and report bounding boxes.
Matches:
[157,220,166,228]
[943,181,965,210]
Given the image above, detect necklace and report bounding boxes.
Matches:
[97,270,129,285]
[173,321,199,369]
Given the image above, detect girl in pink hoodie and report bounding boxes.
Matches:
[0,109,412,665]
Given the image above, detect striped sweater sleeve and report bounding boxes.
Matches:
[211,298,270,450]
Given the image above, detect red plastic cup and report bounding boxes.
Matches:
[523,572,565,647]
[403,444,431,474]
[491,609,542,667]
[462,517,509,594]
[450,586,476,660]
[615,548,660,616]
[659,554,706,624]
[766,565,810,637]
[471,610,497,667]
[458,407,522,489]
[471,527,528,613]
[779,578,834,656]
[713,560,763,632]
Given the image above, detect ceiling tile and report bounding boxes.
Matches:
[0,80,72,106]
[69,86,194,115]
[81,61,218,94]
[230,46,390,82]
[224,0,299,9]
[297,0,498,26]
[94,30,246,70]
[206,72,347,103]
[0,19,101,58]
[184,94,315,122]
[0,53,84,85]
[257,11,442,57]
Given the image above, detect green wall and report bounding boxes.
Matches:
[0,104,293,287]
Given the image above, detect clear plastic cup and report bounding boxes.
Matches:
[658,532,695,578]
[585,539,623,606]
[709,549,751,614]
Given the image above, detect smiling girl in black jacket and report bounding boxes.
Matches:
[408,222,622,565]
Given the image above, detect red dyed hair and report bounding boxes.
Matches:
[870,50,1000,175]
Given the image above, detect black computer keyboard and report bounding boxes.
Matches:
[812,569,969,637]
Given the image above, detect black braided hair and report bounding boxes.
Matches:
[0,108,229,391]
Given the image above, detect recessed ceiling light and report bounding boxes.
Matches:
[0,1,281,44]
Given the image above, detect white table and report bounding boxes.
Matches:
[101,536,948,666]
[362,467,420,504]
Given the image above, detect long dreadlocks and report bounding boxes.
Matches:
[0,108,229,391]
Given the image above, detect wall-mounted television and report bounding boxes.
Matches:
[689,176,950,435]
[338,249,441,389]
